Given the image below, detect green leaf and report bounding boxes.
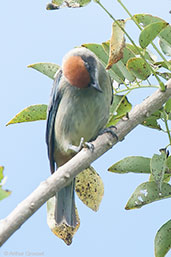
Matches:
[164,98,171,113]
[126,57,151,80]
[142,110,161,130]
[150,153,167,190]
[107,95,132,127]
[108,156,151,174]
[134,13,171,56]
[125,182,171,210]
[75,166,104,211]
[159,39,171,57]
[159,25,171,49]
[155,220,171,257]
[28,62,60,79]
[6,104,47,126]
[47,196,80,245]
[139,21,168,48]
[134,14,164,27]
[149,174,171,183]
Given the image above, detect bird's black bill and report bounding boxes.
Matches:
[91,82,102,92]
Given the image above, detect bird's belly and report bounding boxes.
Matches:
[54,89,109,154]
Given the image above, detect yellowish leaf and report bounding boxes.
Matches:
[106,20,126,69]
[75,166,104,211]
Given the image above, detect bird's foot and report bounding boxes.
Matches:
[99,126,118,141]
[67,137,94,153]
[67,137,84,153]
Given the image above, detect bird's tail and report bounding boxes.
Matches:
[55,179,77,227]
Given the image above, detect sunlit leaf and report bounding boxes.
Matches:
[127,57,151,80]
[125,182,171,210]
[108,156,151,174]
[75,166,104,211]
[106,20,125,69]
[155,219,171,257]
[6,104,47,126]
[28,63,60,79]
[139,21,168,49]
[150,153,167,190]
[47,196,80,245]
[107,95,132,127]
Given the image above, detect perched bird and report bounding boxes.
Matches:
[46,47,113,228]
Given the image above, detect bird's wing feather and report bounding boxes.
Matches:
[46,69,63,173]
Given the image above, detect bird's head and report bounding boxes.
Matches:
[62,47,102,92]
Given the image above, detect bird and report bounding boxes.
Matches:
[46,47,113,228]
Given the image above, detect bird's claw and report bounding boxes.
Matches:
[99,126,118,141]
[83,142,94,152]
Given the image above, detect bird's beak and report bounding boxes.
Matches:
[91,81,102,92]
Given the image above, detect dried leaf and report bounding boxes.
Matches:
[106,20,125,69]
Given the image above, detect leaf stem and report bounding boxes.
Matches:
[163,110,171,145]
[116,84,158,94]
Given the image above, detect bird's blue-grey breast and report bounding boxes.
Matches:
[46,47,113,227]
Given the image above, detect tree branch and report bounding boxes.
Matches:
[1,79,171,246]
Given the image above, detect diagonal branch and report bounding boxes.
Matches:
[0,79,171,246]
